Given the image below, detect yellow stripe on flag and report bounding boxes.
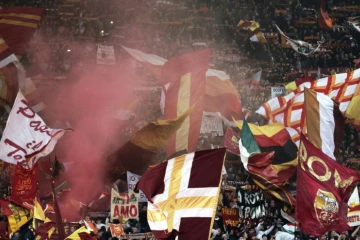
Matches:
[175,73,191,152]
[0,19,38,28]
[346,83,360,120]
[0,13,41,20]
[304,88,322,150]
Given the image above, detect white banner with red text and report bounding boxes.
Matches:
[111,188,139,220]
[0,91,68,169]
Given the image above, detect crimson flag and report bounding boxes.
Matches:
[162,49,211,157]
[297,135,360,236]
[10,163,38,205]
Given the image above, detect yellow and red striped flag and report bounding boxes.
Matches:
[162,49,211,157]
[123,46,245,121]
[0,7,42,57]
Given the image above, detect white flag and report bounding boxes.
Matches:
[0,91,69,168]
[127,171,147,202]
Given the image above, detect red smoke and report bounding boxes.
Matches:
[40,55,146,220]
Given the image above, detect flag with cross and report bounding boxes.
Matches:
[135,148,226,239]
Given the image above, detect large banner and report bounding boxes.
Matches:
[236,188,266,219]
[200,113,224,136]
[271,86,286,98]
[97,45,115,65]
[222,208,240,227]
[0,91,68,169]
[126,171,147,202]
[111,189,138,220]
[220,128,240,156]
[11,163,38,204]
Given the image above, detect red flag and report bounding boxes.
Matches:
[78,232,98,240]
[10,163,38,205]
[297,134,360,236]
[34,221,56,240]
[0,7,42,57]
[220,128,240,156]
[319,0,332,29]
[162,49,211,156]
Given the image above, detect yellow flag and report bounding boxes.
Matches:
[33,197,46,229]
[130,105,194,152]
[346,83,360,121]
[65,226,91,240]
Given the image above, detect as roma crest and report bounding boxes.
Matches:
[314,189,339,226]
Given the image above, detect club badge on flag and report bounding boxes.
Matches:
[0,91,69,168]
[11,163,38,205]
[109,224,125,238]
[127,171,147,202]
[110,189,138,220]
[97,45,115,65]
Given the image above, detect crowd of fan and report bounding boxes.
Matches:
[1,0,360,239]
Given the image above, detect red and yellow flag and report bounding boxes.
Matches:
[0,199,33,233]
[162,49,211,157]
[0,7,42,57]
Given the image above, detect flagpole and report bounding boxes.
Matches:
[51,156,66,240]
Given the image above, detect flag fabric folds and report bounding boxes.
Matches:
[0,7,42,57]
[130,106,193,152]
[0,38,44,111]
[0,199,33,233]
[135,149,226,240]
[304,88,344,160]
[238,121,296,208]
[275,25,322,56]
[257,69,360,144]
[163,49,211,157]
[34,219,56,240]
[0,91,69,168]
[234,121,298,181]
[65,226,91,240]
[319,0,333,29]
[123,47,244,121]
[11,163,39,205]
[237,20,267,43]
[285,76,314,94]
[296,135,360,236]
[238,120,261,171]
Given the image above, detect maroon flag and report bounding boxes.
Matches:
[79,232,98,240]
[10,163,38,204]
[163,49,211,157]
[34,221,56,240]
[297,135,360,236]
[220,128,240,156]
[135,149,226,240]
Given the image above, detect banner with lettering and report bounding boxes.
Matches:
[200,113,224,136]
[348,205,360,227]
[271,87,286,98]
[220,128,240,156]
[97,45,115,65]
[236,188,266,219]
[111,188,138,220]
[0,91,69,169]
[126,171,147,202]
[11,163,38,204]
[222,208,240,227]
[109,224,125,238]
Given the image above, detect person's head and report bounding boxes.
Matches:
[96,219,102,224]
[217,228,222,234]
[262,234,268,240]
[70,226,75,233]
[132,227,139,233]
[85,216,90,221]
[259,223,264,231]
